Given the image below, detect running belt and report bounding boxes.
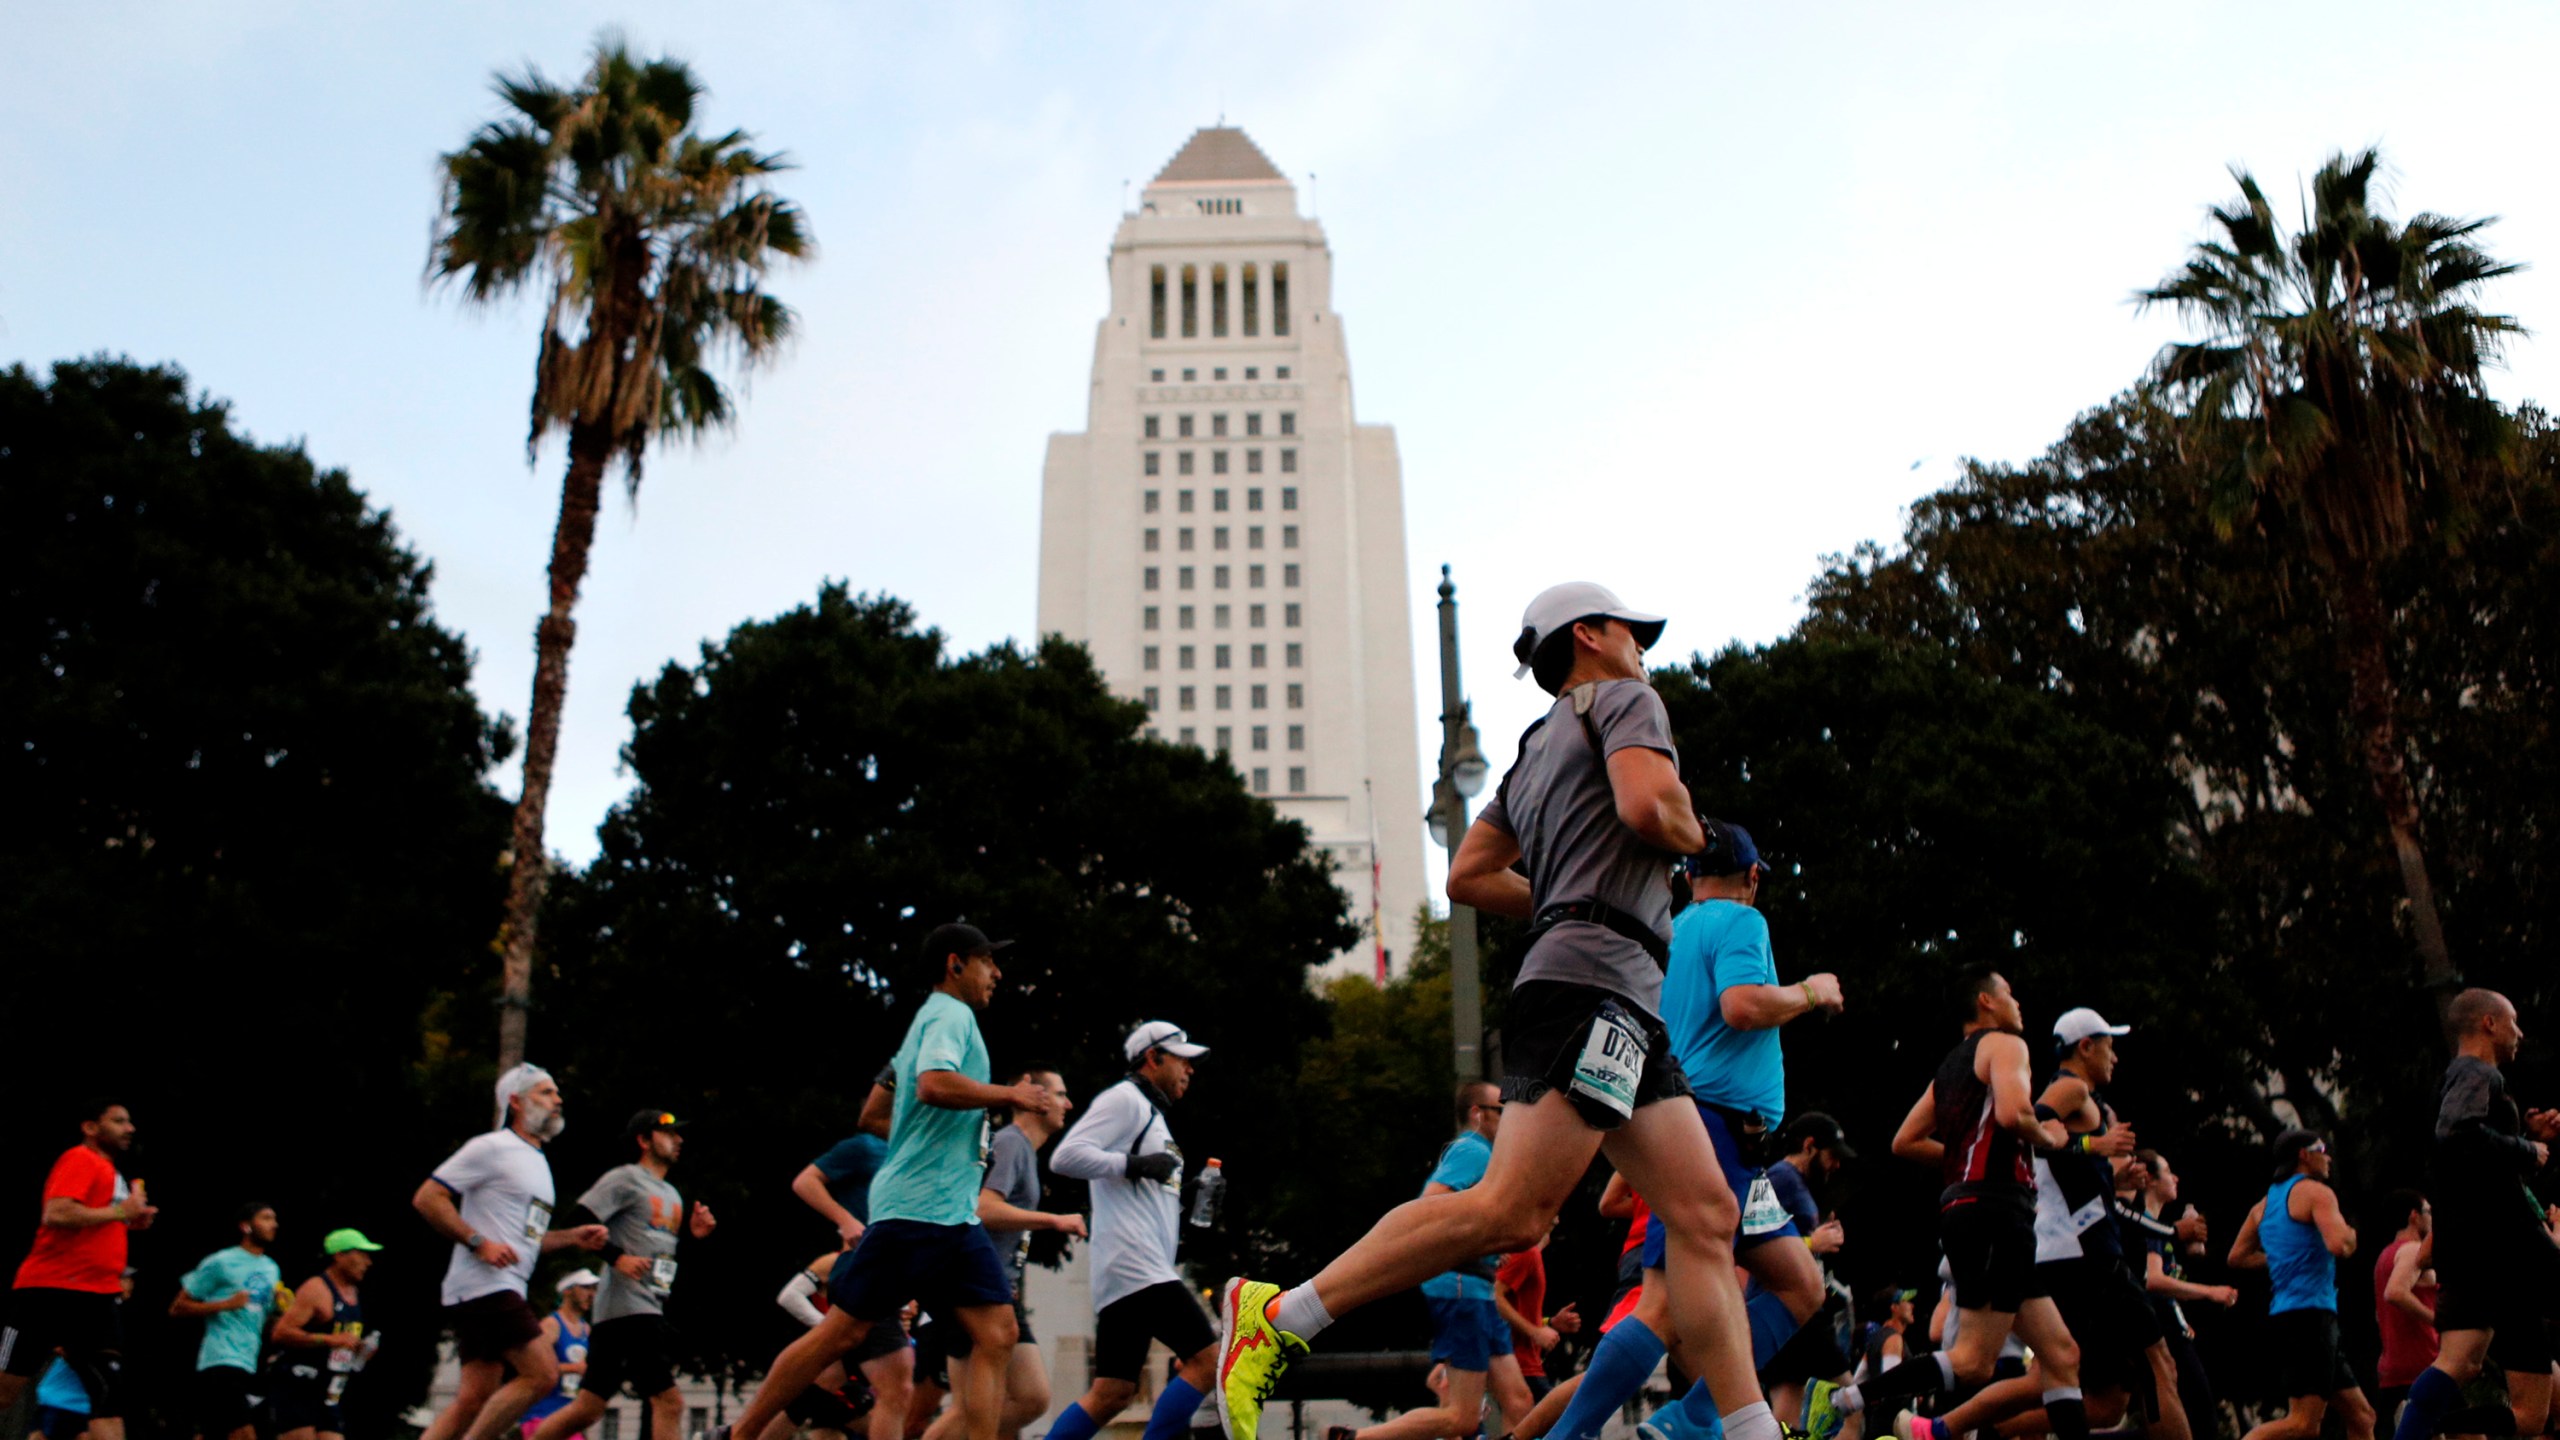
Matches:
[1525,899,1670,968]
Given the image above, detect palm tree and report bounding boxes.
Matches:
[2138,148,2520,1035]
[430,36,810,1069]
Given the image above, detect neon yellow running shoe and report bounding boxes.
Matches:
[1215,1277,1308,1440]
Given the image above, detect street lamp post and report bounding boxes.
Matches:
[1428,565,1489,1084]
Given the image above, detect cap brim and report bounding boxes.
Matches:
[1162,1041,1209,1058]
[1607,611,1667,648]
[1826,1138,1858,1161]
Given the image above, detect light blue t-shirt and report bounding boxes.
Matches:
[868,991,993,1227]
[1661,900,1786,1127]
[180,1244,281,1373]
[1418,1130,1498,1300]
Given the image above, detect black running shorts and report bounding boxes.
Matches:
[2269,1309,2356,1399]
[445,1290,543,1364]
[1940,1197,2042,1314]
[2042,1257,2163,1392]
[2437,1247,2556,1372]
[0,1288,125,1417]
[583,1314,679,1401]
[1500,981,1690,1130]
[1094,1281,1216,1382]
[194,1364,260,1436]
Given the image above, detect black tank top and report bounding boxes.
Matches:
[2036,1096,2122,1260]
[1934,1029,2032,1210]
[321,1273,363,1335]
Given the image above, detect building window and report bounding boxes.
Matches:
[1212,451,1229,475]
[1179,605,1196,629]
[1245,366,1259,380]
[1281,486,1298,510]
[1144,490,1160,513]
[1287,683,1305,709]
[1214,489,1230,512]
[1145,726,1160,740]
[1152,368,1165,383]
[1145,452,1160,476]
[1144,686,1160,710]
[1279,412,1296,436]
[1178,528,1194,552]
[1215,725,1233,754]
[1251,684,1269,709]
[1144,528,1160,553]
[1252,725,1270,751]
[1181,367,1196,381]
[1249,563,1266,587]
[1179,490,1195,513]
[1282,525,1299,549]
[1276,365,1292,379]
[1215,685,1233,710]
[1247,488,1263,511]
[1178,645,1195,670]
[1215,644,1232,669]
[1211,264,1228,338]
[1246,413,1263,437]
[1250,603,1267,626]
[1179,686,1196,711]
[1251,767,1269,793]
[1242,263,1260,336]
[1250,643,1268,667]
[1246,449,1263,473]
[1284,564,1301,587]
[1144,415,1161,439]
[1181,264,1198,338]
[1179,414,1195,439]
[1149,265,1167,339]
[1213,604,1231,627]
[1178,452,1195,476]
[1143,606,1159,630]
[1214,367,1227,380]
[1212,414,1229,438]
[1285,602,1302,626]
[1214,527,1230,550]
[1143,646,1160,670]
[1280,449,1297,473]
[1179,726,1197,747]
[1248,526,1264,549]
[1273,262,1291,336]
[1213,565,1231,589]
[1288,766,1307,793]
[1143,567,1160,591]
[1287,642,1304,667]
[1288,724,1306,751]
[1179,566,1195,590]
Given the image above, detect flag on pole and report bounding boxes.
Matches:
[1366,780,1387,983]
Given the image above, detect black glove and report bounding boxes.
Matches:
[1127,1152,1178,1184]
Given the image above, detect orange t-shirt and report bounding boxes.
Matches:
[14,1146,127,1293]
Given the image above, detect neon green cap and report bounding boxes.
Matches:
[323,1228,384,1255]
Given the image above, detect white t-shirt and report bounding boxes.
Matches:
[431,1129,556,1306]
[1050,1077,1183,1309]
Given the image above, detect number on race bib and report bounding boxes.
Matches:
[1570,1003,1649,1123]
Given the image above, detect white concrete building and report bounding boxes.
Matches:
[1037,127,1428,978]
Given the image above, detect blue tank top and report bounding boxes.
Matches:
[2262,1174,2335,1314]
[524,1313,590,1421]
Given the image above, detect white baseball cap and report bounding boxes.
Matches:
[557,1269,601,1291]
[493,1062,554,1129]
[1512,582,1667,686]
[1125,1021,1209,1062]
[2053,1007,2132,1049]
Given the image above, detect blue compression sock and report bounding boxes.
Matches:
[1141,1376,1205,1440]
[1743,1287,1800,1373]
[2393,1366,2463,1440]
[1552,1319,1667,1440]
[1677,1381,1727,1436]
[1045,1397,1105,1440]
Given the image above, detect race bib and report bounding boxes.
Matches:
[649,1256,679,1291]
[560,1373,582,1397]
[524,1198,552,1243]
[1740,1176,1791,1237]
[1569,1002,1648,1123]
[326,1372,350,1404]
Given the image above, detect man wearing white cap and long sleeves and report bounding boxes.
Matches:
[1216,582,1777,1440]
[412,1065,610,1440]
[1044,1022,1218,1440]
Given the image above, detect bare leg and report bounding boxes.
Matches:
[1358,1367,1488,1440]
[866,1343,918,1440]
[530,1393,610,1440]
[951,1306,1021,1440]
[2509,1370,2553,1439]
[1489,1356,1534,1435]
[1932,1371,2048,1435]
[2238,1396,2327,1440]
[737,1312,873,1440]
[1516,1371,1584,1439]
[2007,1301,2079,1394]
[1601,1099,1759,1416]
[460,1337,562,1440]
[2142,1343,2191,1440]
[652,1387,689,1440]
[422,1360,506,1440]
[1061,1377,1138,1430]
[1001,1345,1052,1440]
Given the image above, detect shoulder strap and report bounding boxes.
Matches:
[1117,1077,1167,1159]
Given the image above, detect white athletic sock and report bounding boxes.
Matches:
[1271,1283,1332,1341]
[1723,1401,1781,1440]
[1835,1386,1865,1416]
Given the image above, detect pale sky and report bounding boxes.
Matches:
[8,3,2557,870]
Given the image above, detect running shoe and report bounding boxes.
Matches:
[1801,1379,1851,1440]
[1891,1414,1944,1440]
[1636,1402,1721,1440]
[1215,1278,1307,1440]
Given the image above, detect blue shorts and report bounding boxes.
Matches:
[828,1219,1012,1324]
[1642,1101,1800,1266]
[1425,1294,1505,1372]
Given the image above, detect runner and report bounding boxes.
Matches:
[2388,989,2560,1440]
[774,1250,912,1440]
[1548,818,1846,1440]
[526,1111,719,1440]
[1854,1291,1915,1382]
[924,1068,1086,1440]
[1803,969,2086,1440]
[523,1272,598,1440]
[412,1064,612,1440]
[1496,1221,1579,1407]
[2116,1153,2229,1438]
[270,1228,383,1440]
[2227,1129,2372,1440]
[795,1079,896,1250]
[1217,583,1775,1440]
[1046,1025,1223,1440]
[719,923,1048,1440]
[2371,1192,2437,1434]
[0,1099,157,1440]
[169,1203,284,1440]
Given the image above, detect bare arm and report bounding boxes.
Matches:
[2227,1199,2266,1270]
[792,1164,863,1245]
[41,1196,132,1229]
[1448,819,1532,920]
[413,1178,522,1269]
[1493,1283,1553,1349]
[2144,1248,2237,1306]
[272,1278,344,1350]
[1606,747,1702,854]
[858,1083,894,1139]
[1598,1172,1635,1219]
[978,1187,1084,1237]
[1720,976,1843,1029]
[170,1287,250,1319]
[1983,1033,2066,1151]
[1892,1086,1942,1167]
[916,1070,1044,1112]
[2384,1241,2435,1324]
[2303,1182,2357,1258]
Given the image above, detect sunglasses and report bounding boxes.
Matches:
[2301,1141,2328,1155]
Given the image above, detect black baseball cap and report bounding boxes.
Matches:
[626,1109,685,1138]
[1783,1111,1856,1162]
[921,922,1012,965]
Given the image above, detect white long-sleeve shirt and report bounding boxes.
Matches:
[1050,1077,1184,1309]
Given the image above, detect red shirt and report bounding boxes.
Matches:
[2373,1237,2440,1387]
[15,1146,127,1293]
[1498,1248,1549,1377]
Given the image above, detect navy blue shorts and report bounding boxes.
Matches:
[1426,1294,1505,1372]
[1643,1101,1800,1266]
[827,1220,1012,1324]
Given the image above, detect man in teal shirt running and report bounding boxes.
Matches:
[723,923,1048,1440]
[172,1204,284,1440]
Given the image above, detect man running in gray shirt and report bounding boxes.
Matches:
[528,1111,716,1440]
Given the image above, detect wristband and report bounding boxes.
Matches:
[1799,981,1815,1010]
[465,1232,487,1251]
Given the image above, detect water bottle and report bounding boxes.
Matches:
[1187,1159,1225,1229]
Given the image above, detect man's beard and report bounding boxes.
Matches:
[526,1103,566,1141]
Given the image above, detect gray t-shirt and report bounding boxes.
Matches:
[579,1163,684,1322]
[1474,678,1680,1015]
[983,1124,1043,1296]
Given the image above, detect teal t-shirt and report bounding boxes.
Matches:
[180,1245,281,1372]
[1661,900,1786,1127]
[1417,1131,1498,1300]
[868,991,993,1227]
